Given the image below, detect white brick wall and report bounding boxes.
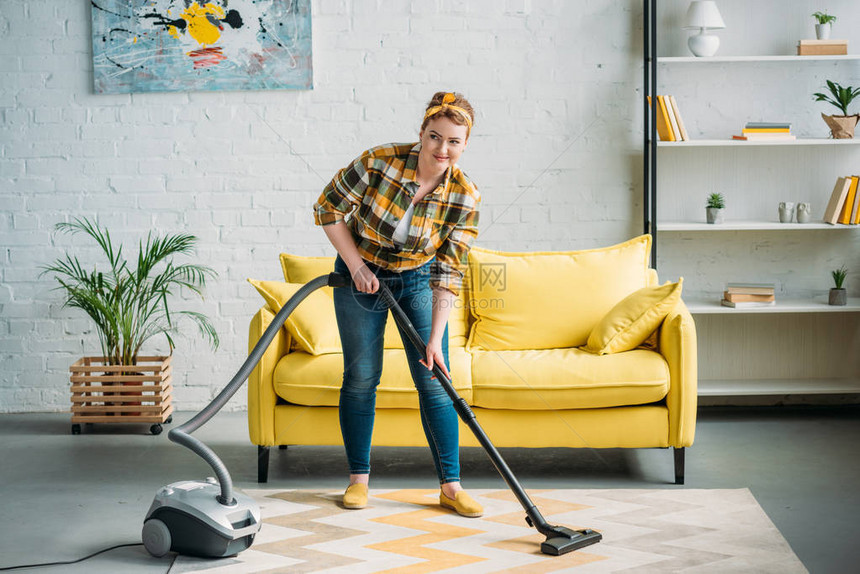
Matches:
[1,0,644,412]
[4,1,857,413]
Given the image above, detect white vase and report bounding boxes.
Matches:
[816,23,831,40]
[688,31,720,57]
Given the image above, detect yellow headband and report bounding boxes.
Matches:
[423,93,473,129]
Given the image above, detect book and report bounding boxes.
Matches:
[668,95,689,141]
[745,122,791,130]
[647,95,674,142]
[732,134,796,141]
[721,299,777,308]
[726,282,776,295]
[664,95,682,141]
[823,176,852,224]
[798,39,849,45]
[723,291,776,303]
[851,177,860,224]
[838,176,858,224]
[742,128,791,133]
[797,39,848,56]
[657,95,676,142]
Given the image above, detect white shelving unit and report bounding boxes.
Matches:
[660,55,860,63]
[685,297,860,314]
[660,221,856,231]
[659,138,860,147]
[651,42,860,399]
[699,378,860,397]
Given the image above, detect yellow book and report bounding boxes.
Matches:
[838,176,859,224]
[823,176,851,224]
[852,176,860,224]
[657,96,676,142]
[647,96,674,142]
[668,95,689,141]
[664,95,682,141]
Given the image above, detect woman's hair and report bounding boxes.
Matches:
[421,92,475,135]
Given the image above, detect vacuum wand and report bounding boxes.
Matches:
[372,276,602,556]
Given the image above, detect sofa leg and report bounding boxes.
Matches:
[674,447,685,485]
[258,446,270,483]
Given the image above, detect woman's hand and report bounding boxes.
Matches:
[350,262,379,294]
[421,337,451,381]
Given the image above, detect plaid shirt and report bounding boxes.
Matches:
[314,142,480,295]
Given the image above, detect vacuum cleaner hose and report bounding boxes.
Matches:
[168,272,349,505]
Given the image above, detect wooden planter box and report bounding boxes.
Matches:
[70,355,174,435]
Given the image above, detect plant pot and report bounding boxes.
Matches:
[816,23,832,40]
[69,355,174,435]
[821,113,859,139]
[829,288,847,306]
[706,207,724,224]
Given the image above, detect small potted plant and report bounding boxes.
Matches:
[706,192,725,224]
[42,217,219,434]
[813,80,860,139]
[829,266,847,306]
[812,11,836,40]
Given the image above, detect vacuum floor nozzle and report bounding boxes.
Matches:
[541,527,603,556]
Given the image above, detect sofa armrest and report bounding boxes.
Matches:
[659,299,698,447]
[247,305,291,446]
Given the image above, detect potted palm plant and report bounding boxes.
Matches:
[813,80,860,139]
[42,217,219,434]
[829,266,848,306]
[706,192,725,224]
[812,11,837,40]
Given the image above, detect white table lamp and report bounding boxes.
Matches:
[683,1,726,57]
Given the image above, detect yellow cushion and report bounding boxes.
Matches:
[279,253,471,347]
[470,348,669,410]
[273,347,473,408]
[582,279,683,355]
[248,279,341,355]
[467,235,652,351]
[279,253,335,284]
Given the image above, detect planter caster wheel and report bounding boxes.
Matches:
[72,424,81,435]
[150,424,163,435]
[165,415,173,424]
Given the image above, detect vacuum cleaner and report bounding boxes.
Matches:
[143,271,601,559]
[142,273,341,558]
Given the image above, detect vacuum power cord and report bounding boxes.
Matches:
[0,543,160,571]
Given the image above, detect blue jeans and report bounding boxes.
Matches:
[333,256,460,484]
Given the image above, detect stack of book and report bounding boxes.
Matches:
[823,175,860,225]
[648,95,689,142]
[732,122,795,141]
[797,39,848,56]
[721,283,776,308]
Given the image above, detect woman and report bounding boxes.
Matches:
[313,92,482,517]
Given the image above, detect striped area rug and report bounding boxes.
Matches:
[172,488,806,573]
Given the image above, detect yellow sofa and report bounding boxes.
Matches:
[247,235,697,485]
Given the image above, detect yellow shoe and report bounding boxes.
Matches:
[343,483,368,509]
[440,490,483,518]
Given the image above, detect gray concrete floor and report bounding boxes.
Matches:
[0,406,858,573]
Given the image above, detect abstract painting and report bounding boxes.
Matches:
[91,0,312,94]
